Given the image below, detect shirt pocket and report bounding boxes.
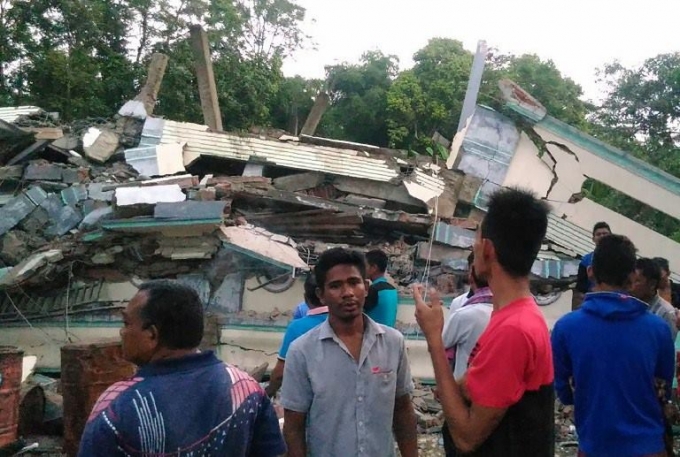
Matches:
[371,370,397,396]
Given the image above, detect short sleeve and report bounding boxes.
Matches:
[280,344,313,412]
[442,309,472,350]
[465,325,530,409]
[395,337,414,397]
[278,324,300,360]
[249,395,287,457]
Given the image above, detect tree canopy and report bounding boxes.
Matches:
[0,0,678,237]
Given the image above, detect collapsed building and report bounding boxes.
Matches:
[0,77,679,386]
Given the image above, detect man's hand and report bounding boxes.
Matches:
[413,283,444,343]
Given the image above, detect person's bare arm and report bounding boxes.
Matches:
[427,336,506,452]
[283,410,307,457]
[393,394,418,457]
[266,359,285,398]
[414,285,506,453]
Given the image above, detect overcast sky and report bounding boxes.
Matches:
[282,0,679,102]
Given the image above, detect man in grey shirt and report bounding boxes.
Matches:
[632,257,678,340]
[280,247,417,457]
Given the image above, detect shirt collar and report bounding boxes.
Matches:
[307,306,329,316]
[318,314,385,340]
[136,350,220,377]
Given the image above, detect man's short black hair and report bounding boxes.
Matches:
[366,250,388,273]
[592,221,611,235]
[592,235,637,288]
[636,258,662,290]
[138,280,204,350]
[315,247,366,289]
[480,187,549,277]
[653,257,670,274]
[303,273,321,307]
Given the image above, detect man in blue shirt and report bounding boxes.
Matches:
[572,221,611,310]
[266,273,327,397]
[552,235,675,457]
[365,249,399,327]
[79,280,285,457]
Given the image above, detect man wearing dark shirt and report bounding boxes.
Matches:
[79,280,285,457]
[572,221,611,310]
[415,187,554,456]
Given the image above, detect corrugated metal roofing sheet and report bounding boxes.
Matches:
[545,212,594,258]
[155,119,446,197]
[0,106,42,123]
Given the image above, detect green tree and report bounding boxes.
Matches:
[317,50,398,145]
[385,38,472,150]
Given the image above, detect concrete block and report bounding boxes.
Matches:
[83,128,120,163]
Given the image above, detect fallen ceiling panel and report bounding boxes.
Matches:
[219,225,309,270]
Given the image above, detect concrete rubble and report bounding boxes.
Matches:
[0,101,587,328]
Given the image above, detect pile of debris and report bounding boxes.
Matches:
[0,94,585,329]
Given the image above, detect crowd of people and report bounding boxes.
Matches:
[75,186,680,457]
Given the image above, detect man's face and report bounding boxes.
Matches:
[366,261,379,280]
[317,264,368,321]
[120,291,158,365]
[593,228,611,245]
[631,269,656,302]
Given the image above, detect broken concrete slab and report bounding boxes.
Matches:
[0,249,63,288]
[458,174,483,205]
[83,128,120,163]
[273,172,325,192]
[51,134,79,152]
[0,187,48,236]
[24,161,63,181]
[23,127,63,140]
[115,184,185,206]
[91,246,124,265]
[124,142,186,177]
[219,225,309,270]
[332,175,425,210]
[118,100,147,120]
[5,140,50,166]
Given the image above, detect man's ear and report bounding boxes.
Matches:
[586,265,593,280]
[364,279,371,290]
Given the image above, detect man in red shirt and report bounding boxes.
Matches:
[415,187,554,456]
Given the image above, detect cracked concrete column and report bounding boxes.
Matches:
[189,25,223,131]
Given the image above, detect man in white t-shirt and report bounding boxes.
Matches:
[449,253,474,312]
[442,253,493,380]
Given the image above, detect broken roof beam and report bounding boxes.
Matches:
[299,92,330,137]
[135,53,169,116]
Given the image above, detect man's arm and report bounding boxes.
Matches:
[393,337,417,456]
[551,322,574,405]
[283,410,307,457]
[280,345,313,457]
[266,359,285,398]
[413,285,506,453]
[426,337,506,453]
[78,414,120,456]
[250,394,287,457]
[393,394,418,457]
